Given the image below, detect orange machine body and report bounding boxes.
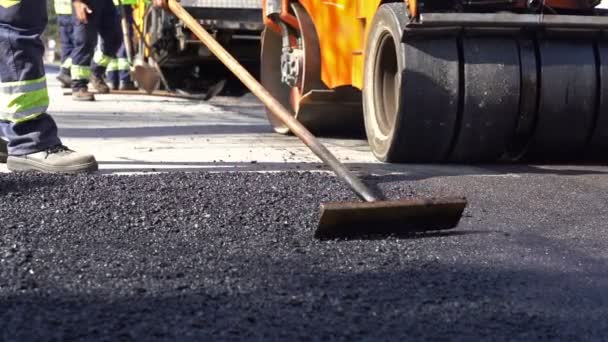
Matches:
[263,0,595,91]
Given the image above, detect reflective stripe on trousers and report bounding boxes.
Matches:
[71,65,91,80]
[107,58,129,72]
[117,58,129,71]
[106,59,119,72]
[0,76,49,123]
[61,57,72,69]
[93,49,113,68]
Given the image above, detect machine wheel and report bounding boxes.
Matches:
[587,41,608,159]
[260,27,292,134]
[506,38,539,160]
[448,37,520,162]
[265,2,607,162]
[363,3,459,162]
[524,40,598,160]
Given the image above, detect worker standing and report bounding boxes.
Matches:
[0,0,97,172]
[106,0,138,91]
[54,0,75,88]
[71,0,122,101]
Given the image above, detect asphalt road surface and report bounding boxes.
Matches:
[3,169,608,340]
[1,68,608,340]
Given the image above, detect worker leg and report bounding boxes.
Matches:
[90,46,112,94]
[117,55,135,89]
[57,14,74,88]
[116,41,131,86]
[106,58,120,90]
[91,0,121,89]
[117,6,135,89]
[104,4,125,90]
[0,1,61,156]
[0,0,97,172]
[71,1,102,93]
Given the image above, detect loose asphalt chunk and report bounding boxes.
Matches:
[1,171,608,340]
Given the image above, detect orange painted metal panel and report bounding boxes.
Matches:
[297,0,393,90]
[279,0,588,90]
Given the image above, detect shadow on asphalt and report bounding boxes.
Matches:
[2,262,607,340]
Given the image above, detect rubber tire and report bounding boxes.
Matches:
[506,38,539,160]
[260,27,293,134]
[448,37,520,162]
[363,3,459,162]
[588,41,608,158]
[525,40,598,160]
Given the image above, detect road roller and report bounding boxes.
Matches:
[261,0,608,162]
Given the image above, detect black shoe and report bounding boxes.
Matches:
[57,72,72,89]
[119,80,138,91]
[7,145,98,174]
[72,88,96,102]
[90,74,110,94]
[110,81,119,91]
[0,139,7,164]
[204,79,226,101]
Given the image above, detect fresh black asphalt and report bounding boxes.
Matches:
[1,170,607,340]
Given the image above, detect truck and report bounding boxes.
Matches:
[135,0,264,92]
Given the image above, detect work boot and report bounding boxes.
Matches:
[90,74,110,94]
[56,69,72,89]
[7,145,98,174]
[72,88,95,102]
[119,80,137,91]
[0,139,7,164]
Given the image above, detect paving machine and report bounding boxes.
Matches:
[134,0,264,92]
[261,0,608,162]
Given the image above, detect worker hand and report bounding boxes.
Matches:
[73,0,93,24]
[152,0,168,8]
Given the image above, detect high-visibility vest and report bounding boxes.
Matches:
[114,0,139,5]
[133,0,149,32]
[54,0,72,15]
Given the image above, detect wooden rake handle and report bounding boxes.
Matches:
[166,0,379,202]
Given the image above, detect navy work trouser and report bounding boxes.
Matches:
[58,14,74,73]
[71,0,121,89]
[0,0,61,155]
[107,5,133,85]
